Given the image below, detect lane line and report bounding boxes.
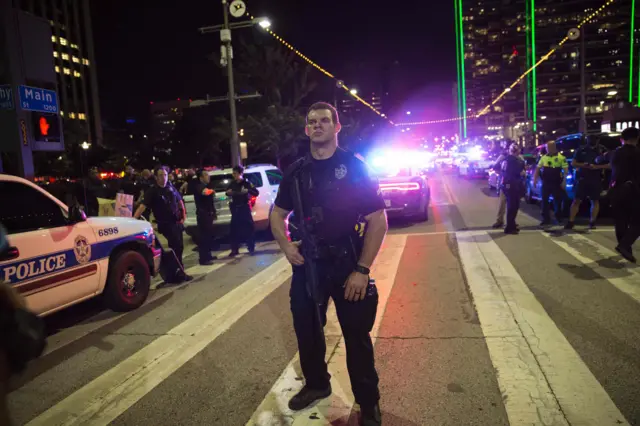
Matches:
[43,251,236,356]
[541,232,640,305]
[442,177,459,205]
[27,257,293,426]
[398,227,616,238]
[457,231,629,426]
[246,235,407,426]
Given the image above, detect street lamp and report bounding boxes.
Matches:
[199,1,270,167]
[406,111,411,115]
[81,141,90,150]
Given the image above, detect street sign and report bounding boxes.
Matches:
[0,85,14,110]
[18,85,59,114]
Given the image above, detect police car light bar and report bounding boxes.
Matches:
[379,182,421,192]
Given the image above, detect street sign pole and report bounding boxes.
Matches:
[222,0,241,167]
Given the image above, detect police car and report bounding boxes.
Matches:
[0,174,161,317]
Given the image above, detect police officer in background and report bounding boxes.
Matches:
[533,141,570,227]
[226,166,259,256]
[270,102,388,426]
[193,169,218,265]
[565,135,607,230]
[609,127,640,262]
[133,166,192,282]
[501,143,526,234]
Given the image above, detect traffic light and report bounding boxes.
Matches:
[31,112,61,142]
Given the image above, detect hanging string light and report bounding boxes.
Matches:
[247,13,393,124]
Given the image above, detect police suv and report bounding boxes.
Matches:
[0,174,161,316]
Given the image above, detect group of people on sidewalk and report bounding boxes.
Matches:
[491,128,640,262]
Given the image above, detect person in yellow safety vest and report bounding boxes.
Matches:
[533,141,570,227]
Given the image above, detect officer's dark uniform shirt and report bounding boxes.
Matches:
[611,144,640,185]
[275,148,386,243]
[193,181,216,216]
[143,184,182,225]
[574,145,603,182]
[502,155,525,185]
[118,175,139,198]
[227,179,259,207]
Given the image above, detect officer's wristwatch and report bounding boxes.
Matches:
[354,265,370,275]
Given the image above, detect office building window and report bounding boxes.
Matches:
[51,35,56,42]
[82,58,90,66]
[54,65,60,73]
[53,51,58,58]
[63,68,71,75]
[73,70,81,78]
[78,113,86,120]
[69,112,76,119]
[59,37,68,46]
[61,53,69,60]
[72,56,80,63]
[71,43,78,49]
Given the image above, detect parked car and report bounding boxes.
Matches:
[378,167,430,221]
[183,164,282,240]
[458,155,496,178]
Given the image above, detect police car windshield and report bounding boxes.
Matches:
[210,174,234,192]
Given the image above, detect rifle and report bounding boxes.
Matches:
[290,171,325,337]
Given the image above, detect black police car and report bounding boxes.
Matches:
[378,168,431,221]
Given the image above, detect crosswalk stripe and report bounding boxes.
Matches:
[457,231,629,425]
[27,257,293,426]
[540,232,640,305]
[246,235,407,426]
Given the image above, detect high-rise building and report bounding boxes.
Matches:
[456,0,635,139]
[15,0,102,145]
[150,99,190,155]
[339,92,383,119]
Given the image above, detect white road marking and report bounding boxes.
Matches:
[246,235,407,426]
[44,251,236,356]
[442,178,459,205]
[541,232,640,305]
[27,257,293,426]
[457,231,629,426]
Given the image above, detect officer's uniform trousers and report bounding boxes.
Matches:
[230,204,255,253]
[541,179,569,223]
[290,246,380,407]
[157,221,185,268]
[197,211,217,263]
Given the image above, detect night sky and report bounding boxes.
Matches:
[91,0,456,128]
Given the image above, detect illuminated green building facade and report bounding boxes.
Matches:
[456,0,636,139]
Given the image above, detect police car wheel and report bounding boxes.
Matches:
[104,250,150,312]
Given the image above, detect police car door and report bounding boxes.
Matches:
[0,180,99,316]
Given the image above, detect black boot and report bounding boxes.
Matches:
[288,385,332,411]
[361,403,382,426]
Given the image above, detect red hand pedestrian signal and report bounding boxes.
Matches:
[39,116,50,136]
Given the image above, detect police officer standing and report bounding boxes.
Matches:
[533,141,570,226]
[501,143,526,234]
[609,127,640,262]
[133,166,192,282]
[565,136,607,230]
[193,169,218,265]
[226,166,259,256]
[270,102,388,426]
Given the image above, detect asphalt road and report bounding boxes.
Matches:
[7,172,640,426]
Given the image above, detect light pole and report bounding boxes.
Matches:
[199,1,270,167]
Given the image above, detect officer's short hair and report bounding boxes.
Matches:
[155,165,169,176]
[307,102,339,125]
[232,165,244,174]
[196,169,208,179]
[621,127,639,141]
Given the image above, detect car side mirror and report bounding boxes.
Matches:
[68,204,87,224]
